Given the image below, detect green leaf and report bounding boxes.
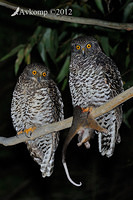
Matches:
[14,48,25,75]
[56,49,68,63]
[58,32,67,42]
[25,26,44,61]
[0,44,25,62]
[40,28,58,63]
[95,0,104,14]
[37,41,49,66]
[71,3,85,16]
[57,56,70,83]
[123,108,133,128]
[37,41,45,62]
[24,26,44,64]
[125,55,130,68]
[61,77,68,91]
[124,80,133,89]
[123,2,133,22]
[100,37,110,56]
[24,44,33,64]
[30,26,43,47]
[110,43,119,56]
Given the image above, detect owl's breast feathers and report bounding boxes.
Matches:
[69,51,123,108]
[11,78,63,130]
[69,58,110,108]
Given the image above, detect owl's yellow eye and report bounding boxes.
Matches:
[86,44,91,49]
[76,45,81,50]
[42,72,46,77]
[32,70,37,75]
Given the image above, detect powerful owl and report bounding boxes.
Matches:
[69,36,123,158]
[11,63,64,177]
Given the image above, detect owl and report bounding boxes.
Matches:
[69,36,123,158]
[11,63,64,177]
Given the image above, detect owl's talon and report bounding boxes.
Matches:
[24,127,36,135]
[17,130,23,136]
[24,131,32,138]
[17,127,36,136]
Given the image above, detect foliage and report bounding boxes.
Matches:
[0,1,133,90]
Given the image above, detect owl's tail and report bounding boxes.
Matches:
[26,132,59,177]
[97,108,122,158]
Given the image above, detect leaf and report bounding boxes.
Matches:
[123,108,133,128]
[40,28,58,63]
[37,41,45,62]
[14,48,24,75]
[57,56,70,83]
[123,2,133,22]
[37,41,48,66]
[125,54,130,68]
[29,26,43,47]
[100,37,110,56]
[25,54,31,65]
[56,49,68,63]
[24,26,44,64]
[95,0,104,14]
[124,80,133,89]
[58,31,67,42]
[0,44,25,62]
[61,77,68,91]
[71,2,82,17]
[24,44,32,64]
[110,43,119,56]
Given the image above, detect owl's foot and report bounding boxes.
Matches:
[17,127,36,137]
[81,106,93,113]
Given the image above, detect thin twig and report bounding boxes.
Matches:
[0,87,132,147]
[0,0,133,30]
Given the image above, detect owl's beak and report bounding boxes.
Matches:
[37,75,42,83]
[82,48,85,56]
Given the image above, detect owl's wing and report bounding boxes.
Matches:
[48,80,64,121]
[96,52,123,157]
[97,52,124,96]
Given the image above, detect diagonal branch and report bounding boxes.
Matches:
[0,86,132,147]
[0,0,133,30]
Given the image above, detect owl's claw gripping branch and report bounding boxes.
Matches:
[62,106,108,186]
[17,127,36,136]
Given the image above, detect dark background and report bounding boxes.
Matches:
[0,0,133,199]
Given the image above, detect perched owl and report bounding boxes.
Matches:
[11,63,64,177]
[69,36,123,158]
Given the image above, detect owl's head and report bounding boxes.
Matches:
[23,63,50,83]
[71,36,101,59]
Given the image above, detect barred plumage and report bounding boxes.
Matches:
[11,63,64,177]
[69,36,123,157]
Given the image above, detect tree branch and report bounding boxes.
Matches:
[0,87,132,147]
[0,0,133,30]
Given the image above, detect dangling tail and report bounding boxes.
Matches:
[62,134,82,187]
